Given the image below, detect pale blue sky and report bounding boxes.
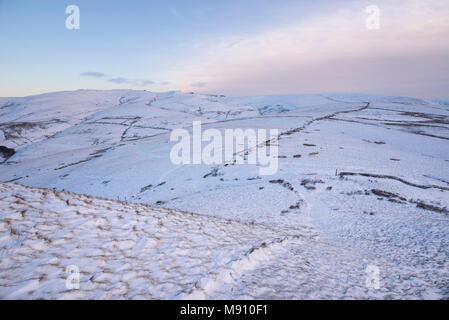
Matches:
[1,0,448,98]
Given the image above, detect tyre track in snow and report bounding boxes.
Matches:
[174,104,376,298]
[183,236,295,299]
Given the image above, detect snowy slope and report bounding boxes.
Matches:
[0,90,147,150]
[0,90,448,299]
[0,183,306,299]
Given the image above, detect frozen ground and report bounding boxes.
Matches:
[0,90,448,299]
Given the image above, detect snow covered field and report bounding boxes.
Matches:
[0,90,448,299]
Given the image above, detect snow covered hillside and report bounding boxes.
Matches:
[0,90,448,299]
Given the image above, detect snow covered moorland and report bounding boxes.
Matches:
[0,89,448,299]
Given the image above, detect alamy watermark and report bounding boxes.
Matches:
[365,264,380,289]
[170,121,279,175]
[65,5,80,30]
[365,5,380,30]
[65,265,80,290]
